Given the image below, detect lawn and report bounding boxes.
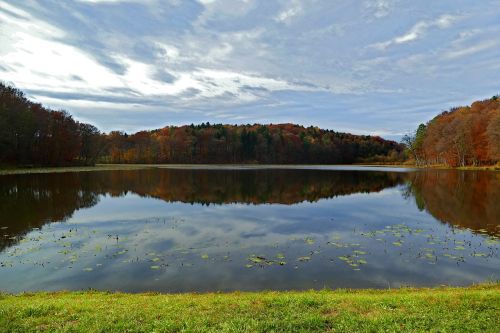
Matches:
[1,284,498,332]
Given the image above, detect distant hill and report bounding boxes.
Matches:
[404,96,500,167]
[102,124,404,164]
[0,83,404,166]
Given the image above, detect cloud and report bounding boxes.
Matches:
[0,2,322,110]
[76,0,153,3]
[365,0,397,18]
[0,4,122,95]
[1,1,499,137]
[197,0,216,5]
[274,1,302,24]
[444,40,498,59]
[372,14,460,50]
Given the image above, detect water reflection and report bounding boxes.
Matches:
[405,170,500,236]
[0,169,405,249]
[0,168,498,292]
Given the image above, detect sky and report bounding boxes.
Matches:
[1,0,499,140]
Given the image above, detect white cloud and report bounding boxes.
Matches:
[372,14,460,50]
[1,1,499,134]
[444,40,498,59]
[195,0,255,27]
[0,5,123,94]
[34,96,134,110]
[197,0,216,5]
[0,2,63,40]
[76,0,152,3]
[155,42,181,62]
[274,1,302,24]
[365,0,397,18]
[0,2,321,109]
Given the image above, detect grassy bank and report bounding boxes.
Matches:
[417,164,500,171]
[357,163,500,171]
[1,284,499,332]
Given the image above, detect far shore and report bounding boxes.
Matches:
[355,163,500,171]
[0,163,499,175]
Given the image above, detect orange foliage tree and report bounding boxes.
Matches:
[405,96,500,166]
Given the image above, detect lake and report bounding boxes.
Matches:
[0,166,498,293]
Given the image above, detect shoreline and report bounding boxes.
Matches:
[355,163,500,171]
[1,283,498,332]
[1,163,498,175]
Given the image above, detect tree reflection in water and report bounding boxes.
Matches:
[1,168,499,252]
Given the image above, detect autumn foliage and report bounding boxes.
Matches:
[0,83,105,166]
[102,124,404,164]
[404,97,500,166]
[0,83,404,166]
[406,170,499,235]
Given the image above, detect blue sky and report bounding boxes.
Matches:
[1,0,499,139]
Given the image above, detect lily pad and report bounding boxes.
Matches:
[305,238,315,245]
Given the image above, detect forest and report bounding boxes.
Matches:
[404,96,500,167]
[102,124,404,164]
[0,83,403,166]
[2,82,499,167]
[0,83,104,166]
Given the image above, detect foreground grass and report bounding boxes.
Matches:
[1,284,499,333]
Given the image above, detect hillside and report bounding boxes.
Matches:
[0,83,104,166]
[0,83,403,166]
[404,96,500,167]
[102,124,403,164]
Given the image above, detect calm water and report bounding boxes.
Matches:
[0,167,498,292]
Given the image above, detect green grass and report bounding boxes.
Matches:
[1,284,499,332]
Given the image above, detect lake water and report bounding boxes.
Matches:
[0,166,498,293]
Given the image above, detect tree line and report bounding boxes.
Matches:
[403,96,500,167]
[0,83,105,166]
[0,83,404,166]
[4,81,499,167]
[102,124,404,164]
